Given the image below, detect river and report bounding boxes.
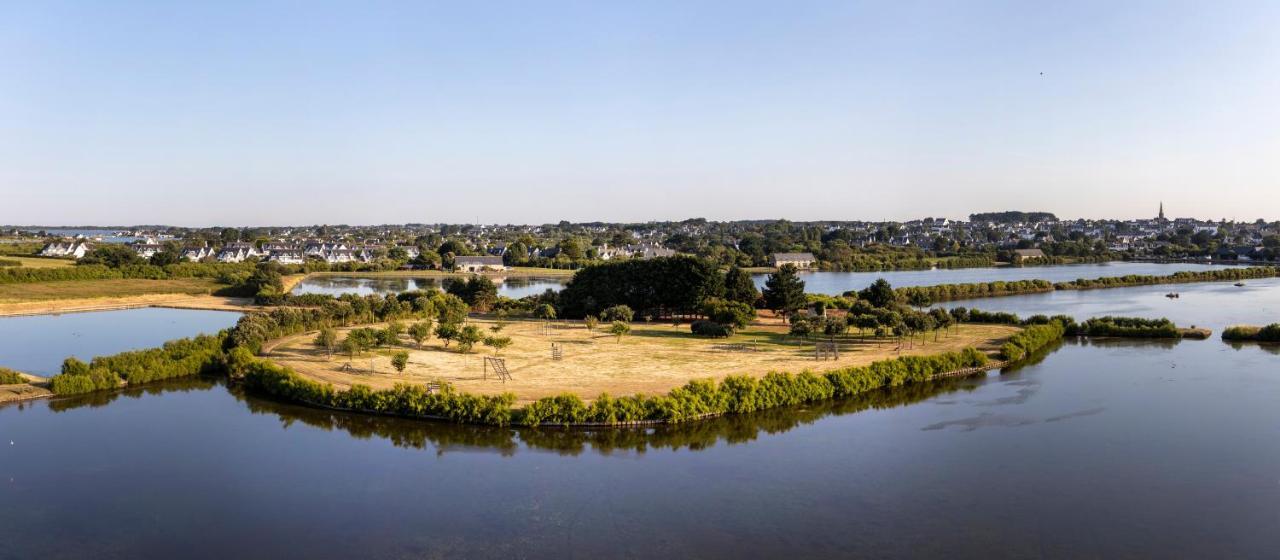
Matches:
[2,274,1279,558]
[759,261,1238,295]
[0,308,241,376]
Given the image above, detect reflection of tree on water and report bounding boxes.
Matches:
[230,375,994,457]
[45,377,218,413]
[1225,341,1280,355]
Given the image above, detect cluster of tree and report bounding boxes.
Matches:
[1054,267,1279,290]
[558,256,725,319]
[0,367,27,384]
[894,279,1055,304]
[47,334,229,395]
[969,211,1058,223]
[1221,324,1280,342]
[1070,316,1180,338]
[230,291,467,353]
[445,276,498,311]
[240,346,988,426]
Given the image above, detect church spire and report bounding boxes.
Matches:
[1158,201,1165,221]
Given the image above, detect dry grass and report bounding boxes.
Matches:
[0,293,253,317]
[0,256,75,268]
[0,278,221,304]
[268,318,1018,403]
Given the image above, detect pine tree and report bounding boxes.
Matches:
[762,265,806,320]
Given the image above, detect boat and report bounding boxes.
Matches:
[1165,293,1180,299]
[1234,282,1246,287]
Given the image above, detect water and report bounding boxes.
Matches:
[941,276,1280,329]
[0,308,241,376]
[757,261,1238,295]
[292,275,568,299]
[31,228,144,244]
[2,283,1280,558]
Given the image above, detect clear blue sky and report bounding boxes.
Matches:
[3,1,1278,226]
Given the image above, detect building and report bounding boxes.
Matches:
[39,241,92,259]
[131,243,165,259]
[1012,248,1047,263]
[268,250,306,265]
[770,252,817,268]
[216,243,261,263]
[453,255,507,272]
[181,247,215,261]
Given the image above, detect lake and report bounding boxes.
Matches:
[759,261,1238,295]
[2,279,1279,558]
[0,308,241,376]
[292,275,568,299]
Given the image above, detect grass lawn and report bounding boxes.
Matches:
[0,277,221,303]
[0,256,75,268]
[268,317,1019,403]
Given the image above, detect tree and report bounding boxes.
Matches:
[149,251,180,266]
[457,325,484,353]
[408,320,434,348]
[483,335,512,354]
[79,245,142,267]
[315,328,338,359]
[789,317,812,338]
[584,315,599,331]
[859,278,897,308]
[534,303,557,320]
[850,314,879,338]
[381,321,405,346]
[61,357,91,376]
[823,316,847,336]
[762,265,806,320]
[724,266,760,305]
[608,321,631,343]
[435,323,459,347]
[599,304,634,323]
[391,351,409,373]
[699,298,755,329]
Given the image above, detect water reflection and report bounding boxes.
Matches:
[292,275,568,299]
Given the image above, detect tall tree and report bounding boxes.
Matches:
[762,264,806,320]
[724,266,760,305]
[859,278,897,308]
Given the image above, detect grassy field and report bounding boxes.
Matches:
[268,317,1018,403]
[0,277,220,303]
[0,256,75,268]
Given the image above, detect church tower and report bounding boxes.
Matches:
[1158,202,1166,222]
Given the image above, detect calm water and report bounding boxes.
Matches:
[2,283,1279,558]
[0,308,241,376]
[293,275,567,299]
[759,261,1237,295]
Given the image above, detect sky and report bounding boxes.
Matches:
[2,1,1278,227]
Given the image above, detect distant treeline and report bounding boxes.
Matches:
[0,258,20,267]
[1222,324,1280,342]
[961,307,1187,340]
[1054,267,1278,290]
[969,211,1057,223]
[885,266,1279,305]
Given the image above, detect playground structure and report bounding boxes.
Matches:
[815,339,840,360]
[483,356,512,382]
[551,342,563,360]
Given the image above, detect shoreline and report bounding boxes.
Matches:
[0,294,254,318]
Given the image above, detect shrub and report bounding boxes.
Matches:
[1223,323,1280,342]
[0,367,26,384]
[691,320,734,338]
[999,322,1066,361]
[599,305,635,323]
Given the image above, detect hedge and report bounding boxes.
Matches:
[999,322,1067,361]
[1222,324,1280,342]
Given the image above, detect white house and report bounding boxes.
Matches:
[132,243,164,259]
[216,243,261,263]
[770,252,817,268]
[453,255,507,272]
[181,247,215,261]
[268,250,306,265]
[39,241,92,259]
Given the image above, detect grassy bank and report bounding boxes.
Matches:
[303,266,576,279]
[0,277,220,303]
[1222,324,1280,342]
